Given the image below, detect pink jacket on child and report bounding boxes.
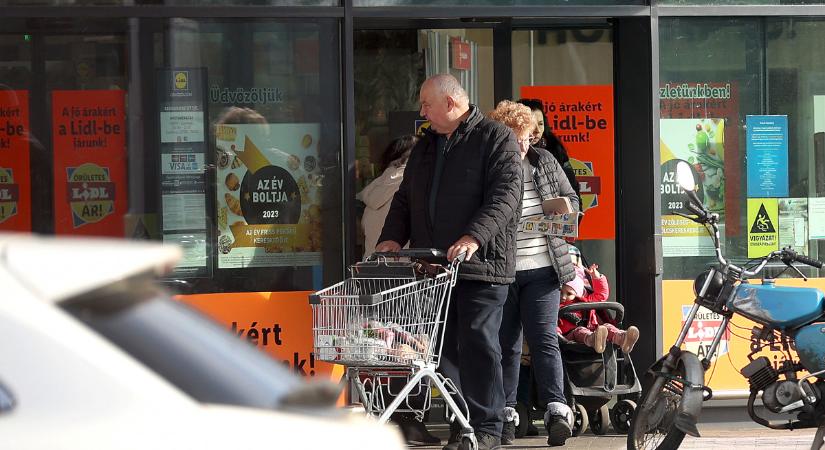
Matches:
[557,274,610,335]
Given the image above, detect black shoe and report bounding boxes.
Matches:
[545,416,572,447]
[475,431,502,450]
[526,422,539,437]
[442,422,462,450]
[501,421,515,445]
[396,415,441,446]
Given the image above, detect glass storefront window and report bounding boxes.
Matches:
[0,0,336,5]
[659,17,825,280]
[354,0,642,5]
[0,18,342,293]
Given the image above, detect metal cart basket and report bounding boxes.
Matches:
[309,249,477,448]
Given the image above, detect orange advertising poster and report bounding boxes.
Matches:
[0,89,31,231]
[662,278,825,394]
[520,85,615,240]
[52,90,127,236]
[178,291,344,381]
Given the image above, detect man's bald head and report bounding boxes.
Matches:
[423,74,469,108]
[419,74,471,136]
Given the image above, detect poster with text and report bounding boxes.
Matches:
[216,123,322,268]
[0,89,31,231]
[778,198,808,255]
[52,90,126,236]
[746,115,789,198]
[520,85,615,240]
[660,82,741,236]
[157,68,210,277]
[660,118,725,257]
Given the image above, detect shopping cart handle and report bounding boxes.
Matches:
[370,248,447,260]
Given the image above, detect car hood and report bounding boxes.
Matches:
[0,233,181,303]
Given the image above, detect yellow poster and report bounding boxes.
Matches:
[662,278,825,395]
[747,198,778,258]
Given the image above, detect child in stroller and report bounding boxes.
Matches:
[558,263,639,355]
[513,247,641,438]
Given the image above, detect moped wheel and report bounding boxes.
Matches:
[812,420,825,450]
[626,363,687,450]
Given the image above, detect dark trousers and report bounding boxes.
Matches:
[499,266,566,408]
[438,280,508,436]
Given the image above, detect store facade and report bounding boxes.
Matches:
[2,0,825,395]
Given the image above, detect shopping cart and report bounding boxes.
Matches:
[309,249,477,449]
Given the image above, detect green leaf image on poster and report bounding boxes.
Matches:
[660,118,726,257]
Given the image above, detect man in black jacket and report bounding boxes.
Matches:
[377,74,522,450]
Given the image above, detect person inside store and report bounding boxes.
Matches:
[376,73,523,450]
[517,99,580,209]
[357,134,418,259]
[356,134,441,446]
[488,100,580,447]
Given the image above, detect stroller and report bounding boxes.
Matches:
[514,292,641,438]
[556,300,641,435]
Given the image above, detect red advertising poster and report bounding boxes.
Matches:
[0,89,31,231]
[659,82,740,235]
[520,85,616,240]
[52,90,127,236]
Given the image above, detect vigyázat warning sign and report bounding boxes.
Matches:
[0,89,31,231]
[52,90,127,236]
[747,198,779,258]
[520,85,615,240]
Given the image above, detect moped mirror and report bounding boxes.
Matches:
[675,160,696,192]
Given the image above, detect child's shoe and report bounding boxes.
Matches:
[612,326,640,354]
[584,325,608,353]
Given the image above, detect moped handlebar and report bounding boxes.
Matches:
[673,190,822,278]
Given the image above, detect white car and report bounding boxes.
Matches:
[0,233,404,450]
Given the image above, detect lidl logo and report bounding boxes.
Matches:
[174,71,189,90]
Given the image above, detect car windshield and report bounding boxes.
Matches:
[62,283,303,410]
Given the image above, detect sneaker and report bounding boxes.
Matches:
[618,326,640,354]
[585,325,609,353]
[501,406,519,445]
[544,402,573,447]
[475,431,502,450]
[526,422,539,436]
[501,421,515,445]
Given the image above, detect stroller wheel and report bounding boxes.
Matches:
[610,399,637,434]
[514,402,530,438]
[572,403,589,437]
[590,404,611,435]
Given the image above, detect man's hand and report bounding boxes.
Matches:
[375,240,401,253]
[448,235,480,261]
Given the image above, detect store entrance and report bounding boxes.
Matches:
[352,20,616,285]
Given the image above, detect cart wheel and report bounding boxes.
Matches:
[572,403,589,437]
[610,399,637,434]
[514,402,530,438]
[590,404,611,435]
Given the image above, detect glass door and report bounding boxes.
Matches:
[352,26,494,259]
[512,25,617,290]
